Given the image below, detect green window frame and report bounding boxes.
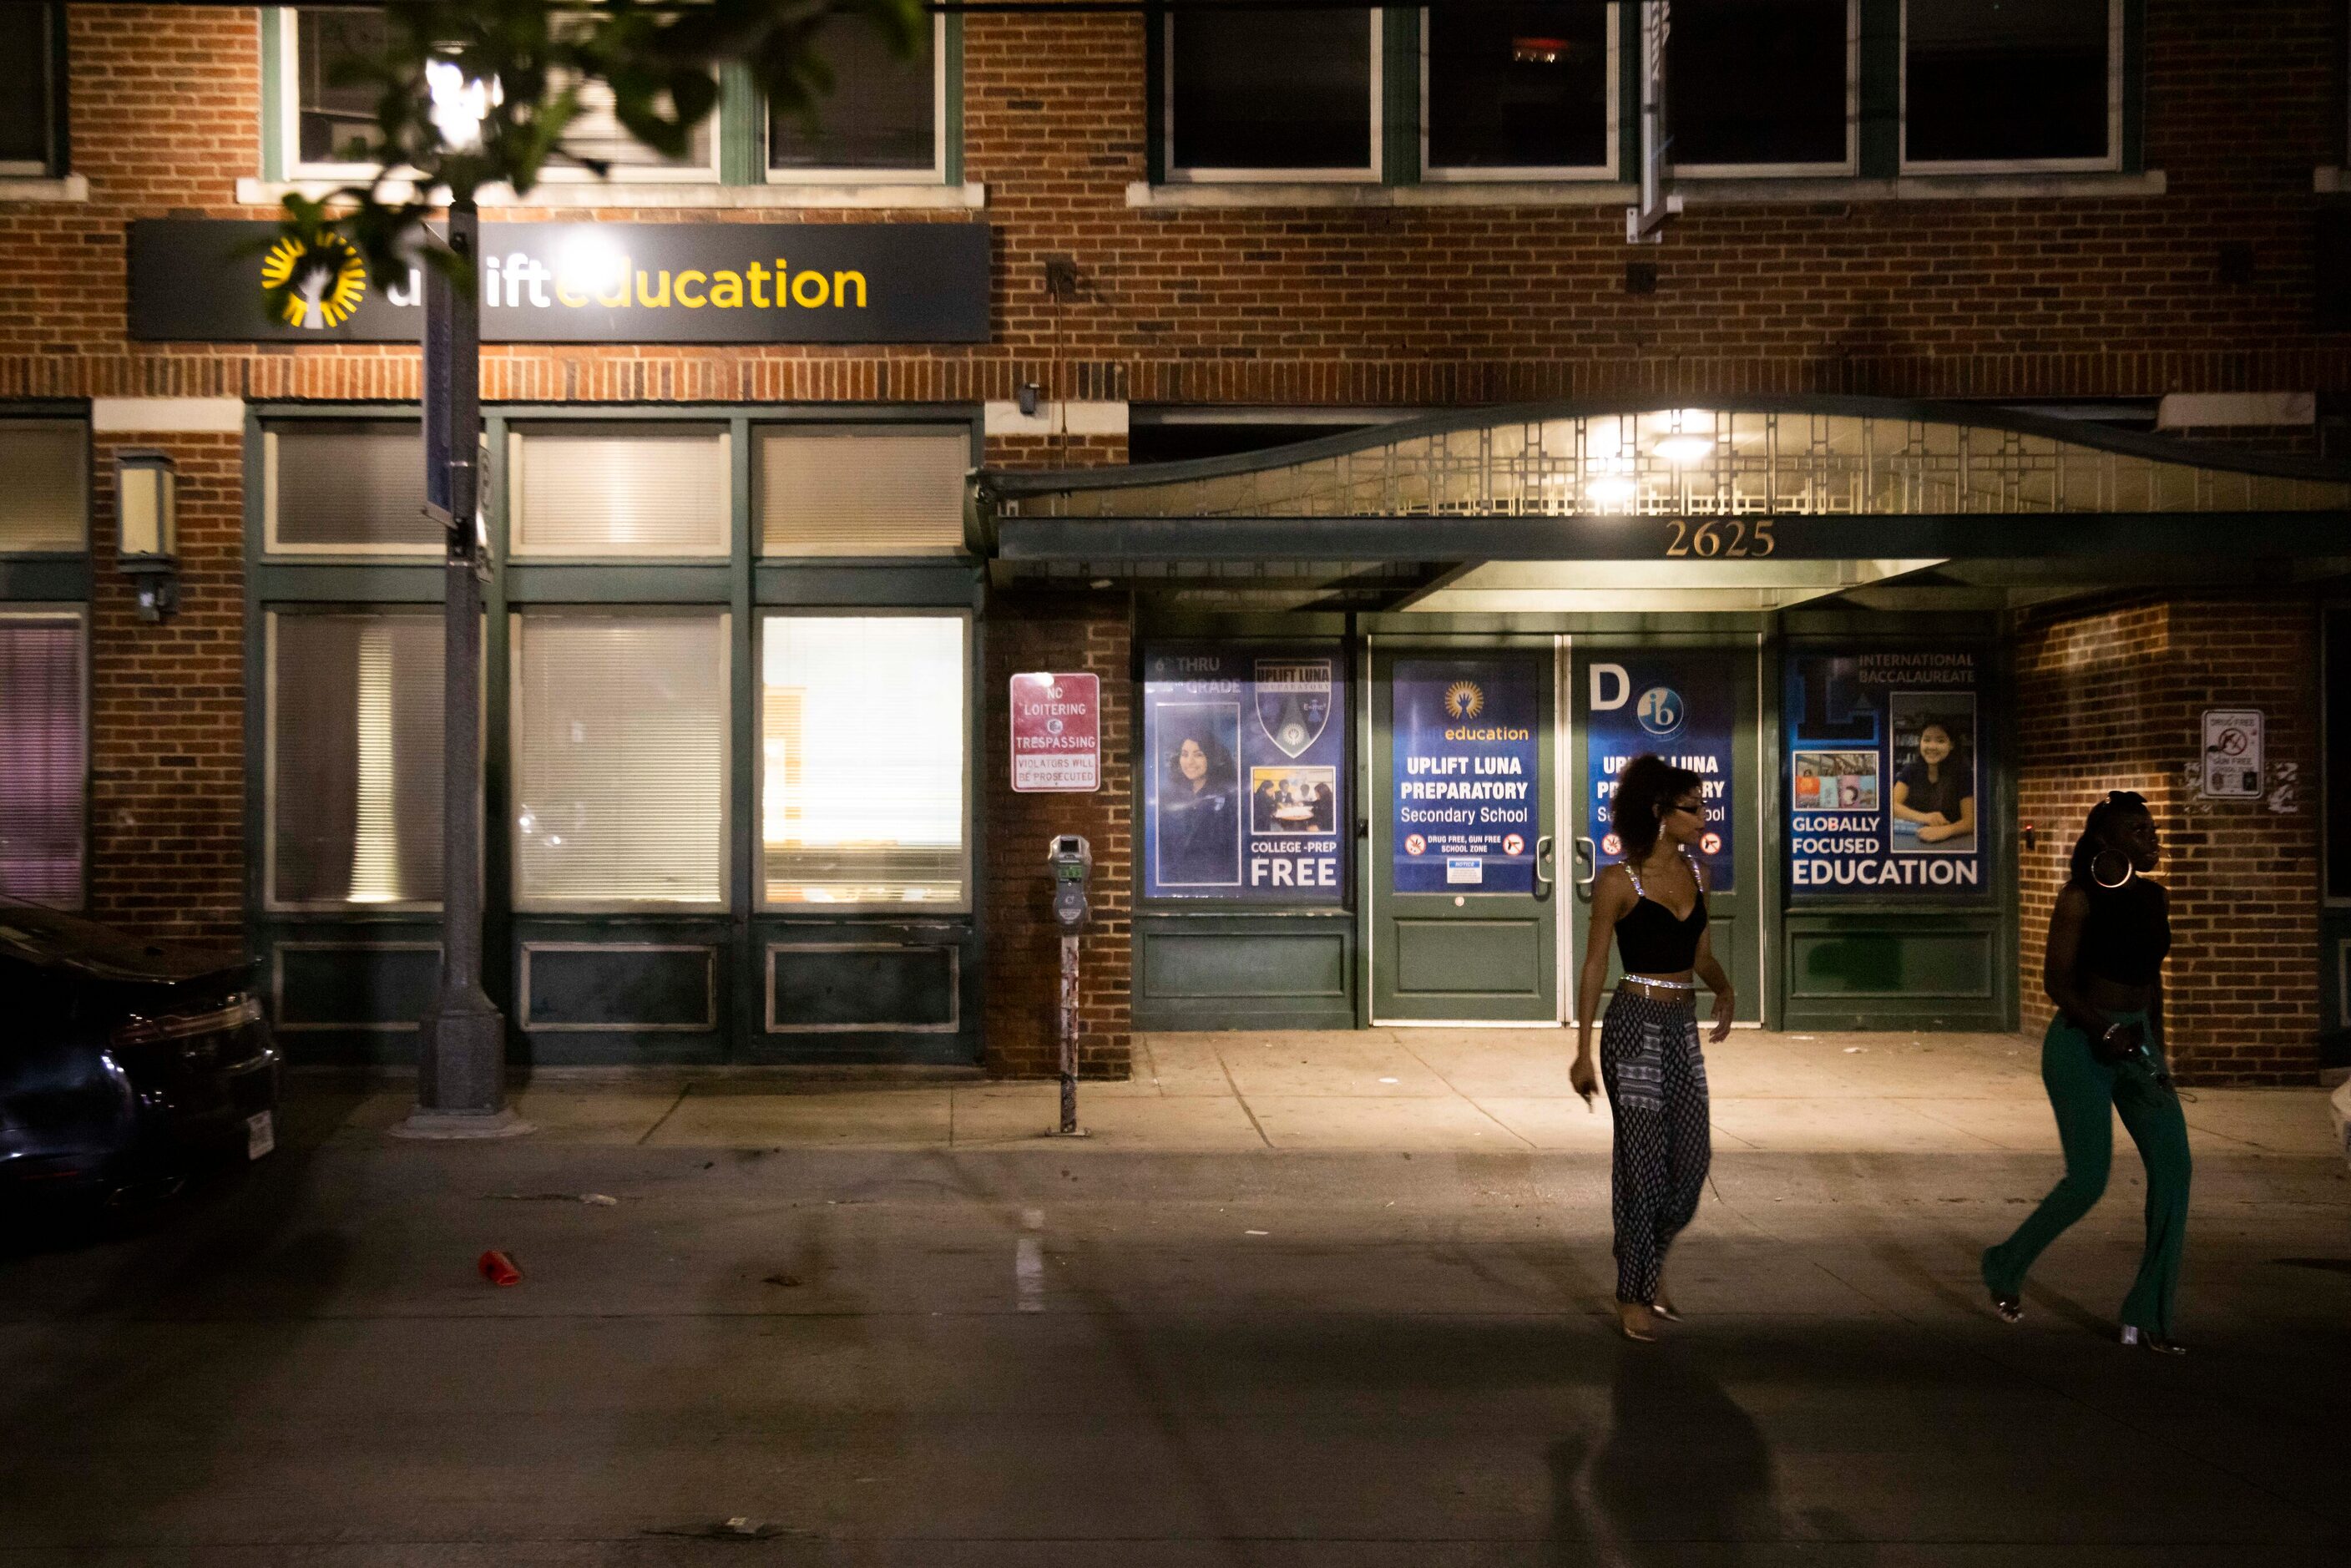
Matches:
[0,2,68,180]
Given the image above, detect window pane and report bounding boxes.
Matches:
[271,612,445,908]
[511,426,730,557]
[763,616,964,906]
[1171,10,1373,171]
[0,613,83,907]
[770,21,935,171]
[296,8,391,165]
[0,422,85,550]
[0,3,53,169]
[760,429,968,555]
[1906,0,2108,164]
[513,613,726,907]
[1668,0,1848,167]
[269,421,437,551]
[555,73,715,169]
[1428,3,1610,170]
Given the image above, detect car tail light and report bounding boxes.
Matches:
[112,994,264,1047]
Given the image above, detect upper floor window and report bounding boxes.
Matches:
[0,3,63,178]
[0,419,87,553]
[1424,3,1614,179]
[1167,5,1379,179]
[770,15,944,180]
[1668,0,1856,175]
[1903,0,2119,170]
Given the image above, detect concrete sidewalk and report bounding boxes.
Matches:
[301,1029,2342,1157]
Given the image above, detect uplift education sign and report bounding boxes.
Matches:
[128,220,990,344]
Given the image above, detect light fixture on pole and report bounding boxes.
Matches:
[113,449,179,621]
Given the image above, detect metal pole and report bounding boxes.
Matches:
[1058,933,1079,1135]
[402,199,520,1137]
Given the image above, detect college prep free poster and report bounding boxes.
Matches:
[1392,657,1540,894]
[1783,650,1987,896]
[1141,645,1347,903]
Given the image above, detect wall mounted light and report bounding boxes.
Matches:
[1017,381,1042,417]
[113,448,179,622]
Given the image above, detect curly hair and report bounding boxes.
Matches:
[1611,754,1705,862]
[2067,789,2150,888]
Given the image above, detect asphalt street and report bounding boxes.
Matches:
[2,1090,2347,1567]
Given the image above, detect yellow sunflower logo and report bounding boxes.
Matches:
[1443,680,1484,721]
[260,234,368,328]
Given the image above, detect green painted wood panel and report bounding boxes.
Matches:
[768,942,958,1030]
[1145,930,1347,999]
[271,938,441,1030]
[521,942,718,1030]
[1392,918,1545,998]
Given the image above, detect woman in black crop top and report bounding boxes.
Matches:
[1983,791,2192,1354]
[1571,756,1736,1343]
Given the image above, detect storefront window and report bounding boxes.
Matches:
[268,610,445,909]
[769,18,938,175]
[512,610,728,908]
[1168,8,1376,174]
[1666,0,1851,170]
[265,420,437,554]
[1904,0,2113,167]
[509,425,731,558]
[0,3,58,175]
[1426,3,1611,175]
[0,610,85,908]
[1784,650,1987,898]
[759,427,968,556]
[761,615,965,907]
[0,421,87,552]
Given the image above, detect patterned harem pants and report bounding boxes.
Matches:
[1600,989,1712,1305]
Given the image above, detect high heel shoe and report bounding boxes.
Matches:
[1990,1290,2022,1324]
[1617,1302,1657,1343]
[1649,1294,1683,1323]
[2120,1324,2187,1356]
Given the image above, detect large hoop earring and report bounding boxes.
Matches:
[2091,848,2134,890]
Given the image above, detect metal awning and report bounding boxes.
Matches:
[970,396,2351,611]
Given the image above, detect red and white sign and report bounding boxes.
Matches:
[1010,672,1100,792]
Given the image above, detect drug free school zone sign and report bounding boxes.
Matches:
[129,220,990,344]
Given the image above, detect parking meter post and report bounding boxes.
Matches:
[1046,836,1092,1138]
[1059,933,1079,1134]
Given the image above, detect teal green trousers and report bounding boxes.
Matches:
[1983,1012,2192,1337]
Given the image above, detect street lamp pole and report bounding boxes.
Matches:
[400,193,524,1139]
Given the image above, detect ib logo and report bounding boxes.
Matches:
[1590,664,1686,740]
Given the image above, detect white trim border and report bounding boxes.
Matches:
[93,397,247,434]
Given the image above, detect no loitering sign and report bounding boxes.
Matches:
[1011,673,1100,793]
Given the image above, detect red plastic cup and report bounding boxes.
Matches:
[478,1249,522,1287]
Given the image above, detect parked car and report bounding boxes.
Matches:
[0,898,278,1207]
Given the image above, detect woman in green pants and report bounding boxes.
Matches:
[1984,791,2191,1354]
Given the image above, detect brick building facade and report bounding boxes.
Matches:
[2,2,2346,1084]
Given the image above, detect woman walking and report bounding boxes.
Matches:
[1983,790,2192,1354]
[1571,756,1736,1342]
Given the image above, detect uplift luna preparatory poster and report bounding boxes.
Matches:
[1784,650,1987,897]
[1142,645,1347,903]
[1392,655,1540,894]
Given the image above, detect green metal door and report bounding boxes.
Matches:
[1369,643,1560,1023]
[1568,642,1763,1024]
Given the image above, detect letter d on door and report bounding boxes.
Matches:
[1590,663,1631,711]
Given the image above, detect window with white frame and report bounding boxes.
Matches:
[1424,3,1614,178]
[758,427,970,556]
[267,609,446,910]
[769,15,943,180]
[1167,5,1380,177]
[0,420,86,552]
[511,610,729,909]
[508,424,731,559]
[1903,0,2118,169]
[761,615,966,908]
[1666,0,1856,174]
[0,609,85,908]
[0,3,62,177]
[265,419,437,554]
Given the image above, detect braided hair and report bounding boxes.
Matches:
[2066,789,2150,888]
[1611,754,1705,862]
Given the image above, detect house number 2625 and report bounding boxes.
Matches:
[1664,518,1777,558]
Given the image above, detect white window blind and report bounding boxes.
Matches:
[513,612,727,908]
[0,422,87,552]
[0,612,85,907]
[760,428,970,556]
[553,72,715,171]
[269,611,446,908]
[511,426,731,557]
[762,615,965,907]
[267,422,437,552]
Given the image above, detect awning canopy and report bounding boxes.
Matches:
[972,397,2351,612]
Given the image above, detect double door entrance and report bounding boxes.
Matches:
[1366,638,1761,1027]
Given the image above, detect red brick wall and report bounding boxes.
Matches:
[86,431,245,942]
[2015,594,2320,1085]
[981,591,1134,1078]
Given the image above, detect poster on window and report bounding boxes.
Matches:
[1585,654,1738,892]
[1785,651,1985,897]
[1142,645,1347,903]
[1392,656,1540,894]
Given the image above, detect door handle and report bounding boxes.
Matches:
[1534,835,1555,900]
[1572,837,1598,888]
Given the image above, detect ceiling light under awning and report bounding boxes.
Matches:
[1652,432,1716,463]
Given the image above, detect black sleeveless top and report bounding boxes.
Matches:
[2078,876,2170,987]
[1615,853,1709,974]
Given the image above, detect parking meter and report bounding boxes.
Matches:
[1049,835,1092,930]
